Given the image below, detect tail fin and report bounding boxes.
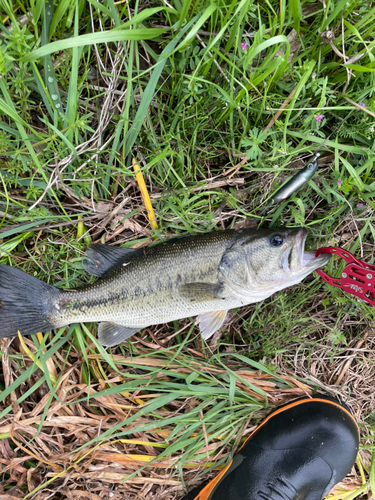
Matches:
[0,263,58,339]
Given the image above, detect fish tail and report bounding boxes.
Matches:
[0,263,59,339]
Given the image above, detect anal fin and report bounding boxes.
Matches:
[196,310,228,340]
[98,322,144,347]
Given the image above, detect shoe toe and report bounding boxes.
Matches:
[220,398,359,500]
[185,397,359,500]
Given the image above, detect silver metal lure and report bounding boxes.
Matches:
[261,102,359,215]
[261,153,320,214]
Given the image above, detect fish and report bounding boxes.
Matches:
[0,227,330,347]
[260,154,320,215]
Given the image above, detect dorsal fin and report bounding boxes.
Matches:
[82,244,141,277]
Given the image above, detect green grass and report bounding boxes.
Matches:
[0,0,374,497]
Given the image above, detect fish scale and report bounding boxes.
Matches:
[52,231,235,327]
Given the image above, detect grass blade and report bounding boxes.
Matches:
[21,29,167,62]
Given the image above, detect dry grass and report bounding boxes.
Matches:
[0,329,372,499]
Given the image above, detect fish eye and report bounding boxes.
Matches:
[270,234,284,247]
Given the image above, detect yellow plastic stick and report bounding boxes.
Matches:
[132,158,158,231]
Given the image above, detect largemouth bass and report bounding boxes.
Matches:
[0,227,330,346]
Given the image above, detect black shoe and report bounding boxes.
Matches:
[182,396,359,500]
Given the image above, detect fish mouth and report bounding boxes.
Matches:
[282,229,331,273]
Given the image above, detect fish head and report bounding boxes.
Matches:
[242,227,331,289]
[221,228,331,300]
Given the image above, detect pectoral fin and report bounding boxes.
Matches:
[83,244,141,277]
[196,310,228,339]
[98,322,144,347]
[179,282,224,302]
